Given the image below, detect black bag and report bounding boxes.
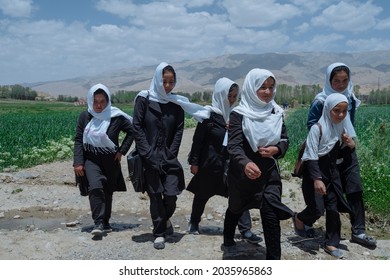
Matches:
[291,123,322,178]
[127,149,146,193]
[291,142,307,178]
[75,175,89,196]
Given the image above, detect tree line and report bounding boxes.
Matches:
[1,84,389,105]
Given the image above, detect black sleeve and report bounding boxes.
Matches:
[307,100,323,130]
[227,111,251,169]
[188,119,209,165]
[306,160,322,180]
[273,119,289,159]
[73,111,89,166]
[169,106,184,156]
[117,116,134,156]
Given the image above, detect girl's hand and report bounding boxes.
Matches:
[258,146,278,158]
[314,179,326,195]
[341,133,355,149]
[245,162,261,179]
[114,152,122,162]
[190,165,199,175]
[74,165,85,177]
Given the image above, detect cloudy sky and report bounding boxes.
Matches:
[1,0,389,84]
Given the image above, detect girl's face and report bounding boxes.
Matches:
[331,70,349,92]
[228,87,238,106]
[93,93,108,113]
[256,77,275,103]
[162,71,175,94]
[330,102,348,124]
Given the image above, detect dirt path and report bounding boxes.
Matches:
[0,128,389,260]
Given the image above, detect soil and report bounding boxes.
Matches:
[0,128,389,260]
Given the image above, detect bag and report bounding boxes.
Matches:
[127,149,146,193]
[291,142,307,178]
[75,175,89,196]
[291,123,322,178]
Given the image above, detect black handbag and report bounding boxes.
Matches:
[75,175,89,196]
[127,148,146,193]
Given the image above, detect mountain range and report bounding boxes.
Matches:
[26,51,390,98]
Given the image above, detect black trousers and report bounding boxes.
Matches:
[148,192,177,237]
[347,191,365,235]
[89,188,113,226]
[190,194,251,234]
[224,197,281,260]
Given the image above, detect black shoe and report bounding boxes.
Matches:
[304,225,315,238]
[166,220,174,236]
[241,231,263,244]
[91,224,104,236]
[351,233,377,248]
[188,223,200,235]
[103,223,113,233]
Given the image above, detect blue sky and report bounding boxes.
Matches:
[1,0,389,84]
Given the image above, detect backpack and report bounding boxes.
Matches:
[292,123,322,178]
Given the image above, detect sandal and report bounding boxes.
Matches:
[324,246,344,259]
[351,233,377,248]
[292,213,306,237]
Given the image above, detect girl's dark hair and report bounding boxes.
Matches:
[330,65,350,82]
[229,83,239,92]
[94,88,109,102]
[163,65,176,82]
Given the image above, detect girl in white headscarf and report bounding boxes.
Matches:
[133,62,210,250]
[73,83,134,237]
[223,69,294,260]
[186,78,261,243]
[304,63,376,248]
[294,93,352,258]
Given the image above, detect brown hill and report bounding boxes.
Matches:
[26,51,390,98]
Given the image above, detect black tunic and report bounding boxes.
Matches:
[187,112,228,197]
[73,111,134,192]
[227,111,294,220]
[132,96,185,195]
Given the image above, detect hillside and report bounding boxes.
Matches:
[26,51,390,98]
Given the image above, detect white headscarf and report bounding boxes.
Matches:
[302,93,349,160]
[135,62,210,122]
[204,77,239,146]
[83,83,133,154]
[233,68,284,152]
[314,62,359,137]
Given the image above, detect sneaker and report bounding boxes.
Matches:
[166,220,174,236]
[91,224,104,236]
[154,237,165,250]
[351,233,377,248]
[103,223,113,233]
[188,223,200,235]
[241,231,263,244]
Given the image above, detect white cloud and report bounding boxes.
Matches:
[311,1,382,32]
[222,0,302,28]
[289,0,334,14]
[376,18,390,30]
[95,0,137,18]
[288,33,344,52]
[295,22,310,34]
[0,0,34,18]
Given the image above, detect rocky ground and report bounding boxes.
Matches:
[0,128,389,260]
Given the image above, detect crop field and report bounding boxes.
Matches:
[0,100,389,217]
